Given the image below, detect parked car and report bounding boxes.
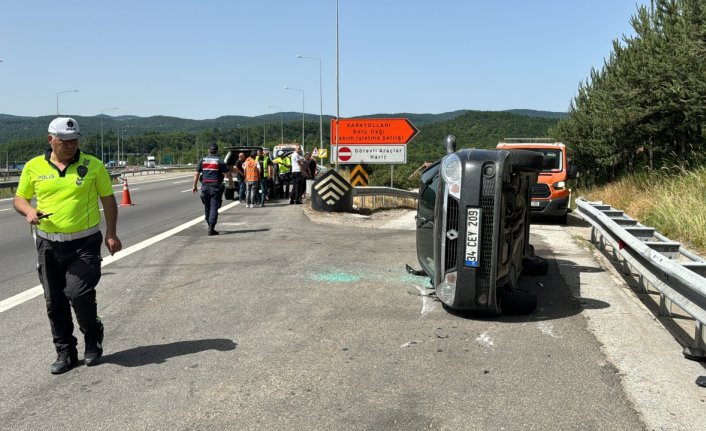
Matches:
[412,135,548,315]
[222,146,266,200]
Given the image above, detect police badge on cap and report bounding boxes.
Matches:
[48,117,81,140]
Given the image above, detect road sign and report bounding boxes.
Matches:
[330,118,419,145]
[350,165,368,186]
[313,171,352,206]
[331,145,407,164]
[338,146,352,162]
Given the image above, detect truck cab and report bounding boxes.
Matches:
[144,156,156,168]
[496,139,578,223]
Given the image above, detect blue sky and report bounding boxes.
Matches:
[0,1,648,120]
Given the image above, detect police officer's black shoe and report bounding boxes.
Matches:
[51,350,79,374]
[208,224,219,236]
[84,325,104,367]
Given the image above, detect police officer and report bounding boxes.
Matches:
[192,143,234,235]
[273,150,292,199]
[255,149,274,206]
[13,117,122,374]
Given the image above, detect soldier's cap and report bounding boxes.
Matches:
[48,117,81,140]
[209,143,218,151]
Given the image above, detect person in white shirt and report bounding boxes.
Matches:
[289,145,305,204]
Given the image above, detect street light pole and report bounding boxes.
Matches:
[56,89,79,116]
[285,86,305,152]
[266,105,284,145]
[100,107,118,164]
[336,0,340,172]
[296,55,323,156]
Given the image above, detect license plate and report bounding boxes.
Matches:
[531,200,540,207]
[464,207,481,268]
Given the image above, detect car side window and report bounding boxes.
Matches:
[419,163,440,210]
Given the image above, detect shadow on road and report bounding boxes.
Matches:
[101,338,237,367]
[444,256,611,323]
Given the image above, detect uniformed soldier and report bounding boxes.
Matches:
[13,117,123,374]
[192,143,234,235]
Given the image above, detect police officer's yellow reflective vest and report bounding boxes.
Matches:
[274,156,291,174]
[256,156,272,178]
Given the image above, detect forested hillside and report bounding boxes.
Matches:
[552,0,706,185]
[0,110,559,171]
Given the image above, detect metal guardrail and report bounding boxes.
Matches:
[0,168,183,193]
[576,198,706,360]
[353,186,417,209]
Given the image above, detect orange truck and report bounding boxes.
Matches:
[496,139,578,223]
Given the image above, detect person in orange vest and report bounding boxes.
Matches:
[243,150,261,208]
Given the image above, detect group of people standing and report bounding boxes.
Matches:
[230,144,317,207]
[193,143,319,235]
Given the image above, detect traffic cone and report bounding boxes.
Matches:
[120,176,134,206]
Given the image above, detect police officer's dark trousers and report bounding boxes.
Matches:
[36,231,103,355]
[200,182,224,226]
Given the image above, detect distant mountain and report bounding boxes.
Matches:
[0,109,566,146]
[504,109,568,119]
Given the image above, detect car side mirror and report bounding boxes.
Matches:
[444,135,456,154]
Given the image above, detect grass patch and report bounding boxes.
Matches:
[579,165,706,255]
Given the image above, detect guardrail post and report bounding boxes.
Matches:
[683,322,706,361]
[637,274,649,293]
[659,294,672,317]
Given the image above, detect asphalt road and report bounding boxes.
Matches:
[0,177,704,430]
[0,172,198,301]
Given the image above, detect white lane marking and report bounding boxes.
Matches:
[0,200,240,314]
[181,189,193,193]
[476,332,495,348]
[0,208,10,212]
[111,175,193,188]
[414,285,435,316]
[173,180,192,184]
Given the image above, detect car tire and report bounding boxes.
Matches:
[499,288,537,315]
[522,256,549,276]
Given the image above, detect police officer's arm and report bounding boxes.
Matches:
[100,194,122,255]
[13,196,41,225]
[193,161,202,194]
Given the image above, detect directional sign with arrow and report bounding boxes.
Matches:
[330,118,419,145]
[330,117,419,164]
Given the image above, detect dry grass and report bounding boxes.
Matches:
[580,166,706,255]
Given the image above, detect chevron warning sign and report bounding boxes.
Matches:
[350,164,368,186]
[313,170,352,206]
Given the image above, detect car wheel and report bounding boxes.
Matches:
[499,288,537,315]
[522,256,549,276]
